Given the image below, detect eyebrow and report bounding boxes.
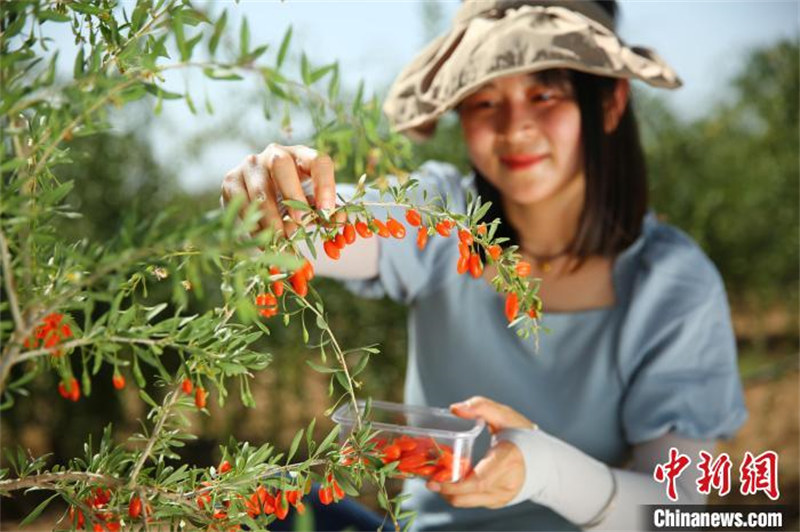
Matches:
[478,72,566,91]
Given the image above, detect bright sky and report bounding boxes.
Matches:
[43,1,800,191]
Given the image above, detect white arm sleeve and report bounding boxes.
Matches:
[297,233,379,280]
[495,428,712,530]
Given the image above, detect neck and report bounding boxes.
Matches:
[502,175,585,257]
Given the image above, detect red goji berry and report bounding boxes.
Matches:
[343,223,356,244]
[290,271,308,297]
[295,501,307,514]
[457,256,469,275]
[195,387,207,409]
[128,495,142,519]
[387,217,406,239]
[334,232,346,250]
[302,260,315,281]
[274,493,289,519]
[269,266,285,297]
[218,460,231,474]
[458,242,470,259]
[372,219,390,238]
[515,261,532,277]
[318,486,333,506]
[505,293,519,323]
[355,220,373,238]
[405,209,422,227]
[323,239,341,260]
[458,229,473,247]
[417,227,428,250]
[487,244,502,261]
[468,254,483,278]
[527,308,539,319]
[435,221,451,237]
[112,373,125,390]
[181,378,193,395]
[477,224,487,236]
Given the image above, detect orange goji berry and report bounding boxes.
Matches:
[458,242,470,259]
[323,239,341,260]
[435,221,451,237]
[269,266,285,297]
[182,378,193,395]
[477,224,487,235]
[112,373,125,390]
[458,229,473,247]
[302,260,315,281]
[417,227,428,250]
[274,494,289,519]
[373,219,390,238]
[505,293,519,323]
[355,220,373,238]
[343,223,356,244]
[468,254,483,278]
[195,387,207,409]
[405,209,422,227]
[386,217,406,239]
[515,261,532,277]
[487,244,502,261]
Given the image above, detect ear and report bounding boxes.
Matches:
[604,79,630,133]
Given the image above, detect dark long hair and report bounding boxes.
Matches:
[473,1,648,261]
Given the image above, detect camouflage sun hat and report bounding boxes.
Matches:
[383,0,682,141]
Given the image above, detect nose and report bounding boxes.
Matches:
[498,98,539,143]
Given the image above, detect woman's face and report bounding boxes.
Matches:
[458,71,583,206]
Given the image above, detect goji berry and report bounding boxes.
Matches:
[245,493,261,517]
[417,228,428,250]
[469,254,483,278]
[435,221,451,237]
[290,271,308,297]
[527,308,538,319]
[355,220,373,238]
[515,261,532,277]
[128,495,142,519]
[58,377,80,401]
[181,378,193,395]
[195,386,207,409]
[381,444,401,463]
[218,460,231,474]
[318,486,333,506]
[112,373,125,390]
[274,493,289,519]
[458,229,473,247]
[477,224,487,235]
[301,260,315,281]
[343,223,356,244]
[487,244,502,261]
[286,489,301,506]
[456,256,469,275]
[269,266,285,297]
[373,219,390,238]
[405,209,422,227]
[212,510,227,519]
[69,506,85,528]
[295,501,306,515]
[505,293,519,323]
[334,232,346,250]
[323,239,340,260]
[458,242,470,259]
[395,436,418,452]
[386,217,406,239]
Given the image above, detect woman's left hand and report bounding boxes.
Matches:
[427,396,536,509]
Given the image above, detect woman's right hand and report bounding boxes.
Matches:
[220,143,338,237]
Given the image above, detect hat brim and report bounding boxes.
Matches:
[383,4,682,141]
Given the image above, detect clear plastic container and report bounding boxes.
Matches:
[332,400,485,483]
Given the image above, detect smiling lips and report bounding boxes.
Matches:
[499,153,548,170]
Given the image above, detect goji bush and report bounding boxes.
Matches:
[0,1,542,530]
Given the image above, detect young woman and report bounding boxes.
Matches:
[221,1,747,530]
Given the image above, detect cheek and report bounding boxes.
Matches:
[546,105,583,170]
[460,120,496,171]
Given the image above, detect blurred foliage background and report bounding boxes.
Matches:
[1,11,797,530]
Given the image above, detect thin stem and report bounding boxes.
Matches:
[0,230,23,334]
[127,387,182,488]
[0,471,119,492]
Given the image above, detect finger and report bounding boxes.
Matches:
[449,396,535,434]
[430,445,510,496]
[284,145,336,211]
[221,166,252,222]
[242,155,283,236]
[448,492,505,509]
[261,144,310,225]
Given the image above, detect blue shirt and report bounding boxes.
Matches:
[342,161,748,531]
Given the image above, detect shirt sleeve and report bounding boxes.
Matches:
[620,284,748,445]
[340,161,466,305]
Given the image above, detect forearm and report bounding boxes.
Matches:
[497,429,710,530]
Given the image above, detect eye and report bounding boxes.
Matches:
[531,91,556,103]
[471,99,497,110]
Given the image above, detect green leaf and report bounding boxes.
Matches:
[286,428,303,464]
[310,63,335,84]
[38,10,72,23]
[19,494,59,526]
[209,9,227,55]
[276,26,292,69]
[73,47,85,78]
[350,354,370,377]
[239,18,249,57]
[71,2,105,16]
[318,425,340,452]
[143,83,183,100]
[300,53,311,85]
[281,199,312,212]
